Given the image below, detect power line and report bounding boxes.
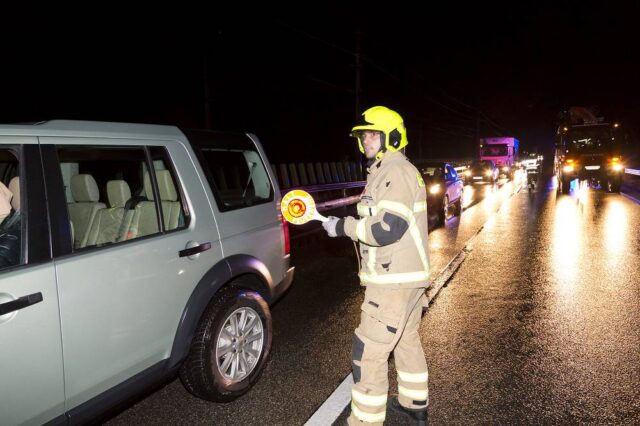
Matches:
[428,126,475,139]
[424,97,476,120]
[437,87,512,135]
[274,19,355,57]
[272,21,513,136]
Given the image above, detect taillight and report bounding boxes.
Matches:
[281,216,290,255]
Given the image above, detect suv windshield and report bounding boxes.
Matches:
[566,125,615,154]
[480,144,508,156]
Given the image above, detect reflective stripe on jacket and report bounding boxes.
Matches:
[343,151,430,288]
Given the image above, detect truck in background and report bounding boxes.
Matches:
[479,136,520,179]
[555,107,625,193]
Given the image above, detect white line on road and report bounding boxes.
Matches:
[304,373,354,426]
[622,192,640,204]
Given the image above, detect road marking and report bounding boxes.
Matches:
[304,373,354,426]
[622,192,640,204]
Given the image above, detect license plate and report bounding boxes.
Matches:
[585,165,601,170]
[473,176,483,180]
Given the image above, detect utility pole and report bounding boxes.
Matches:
[418,121,423,160]
[355,29,362,121]
[354,28,364,170]
[475,112,481,158]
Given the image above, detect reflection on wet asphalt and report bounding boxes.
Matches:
[420,176,640,424]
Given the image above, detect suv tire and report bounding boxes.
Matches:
[179,285,272,402]
[437,195,449,226]
[454,198,462,216]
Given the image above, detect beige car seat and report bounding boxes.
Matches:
[85,180,134,246]
[67,174,106,248]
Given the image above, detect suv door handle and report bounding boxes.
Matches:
[179,242,211,258]
[0,292,43,316]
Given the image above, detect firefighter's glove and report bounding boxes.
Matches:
[322,216,340,237]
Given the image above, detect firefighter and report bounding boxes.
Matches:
[322,106,430,425]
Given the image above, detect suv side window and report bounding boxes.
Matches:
[147,146,190,232]
[184,130,274,212]
[0,149,22,269]
[57,145,189,251]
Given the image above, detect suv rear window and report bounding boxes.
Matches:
[184,130,274,212]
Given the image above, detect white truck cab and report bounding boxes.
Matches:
[479,136,520,179]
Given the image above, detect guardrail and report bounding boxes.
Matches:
[626,168,640,176]
[271,161,365,189]
[272,158,476,190]
[273,160,640,212]
[273,158,472,211]
[272,161,366,212]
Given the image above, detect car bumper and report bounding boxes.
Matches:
[564,167,623,180]
[470,176,493,183]
[271,260,295,304]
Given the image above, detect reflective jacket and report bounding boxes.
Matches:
[339,151,430,288]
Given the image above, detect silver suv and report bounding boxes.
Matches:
[0,120,294,425]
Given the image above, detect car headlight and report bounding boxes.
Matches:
[563,165,574,173]
[429,184,441,194]
[464,170,471,177]
[612,163,624,172]
[485,170,493,177]
[502,166,509,172]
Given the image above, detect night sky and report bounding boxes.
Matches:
[2,3,638,164]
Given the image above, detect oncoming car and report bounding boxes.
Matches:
[466,159,498,184]
[421,162,463,226]
[0,120,294,425]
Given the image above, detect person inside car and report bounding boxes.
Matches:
[0,180,21,268]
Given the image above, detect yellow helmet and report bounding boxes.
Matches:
[351,106,408,154]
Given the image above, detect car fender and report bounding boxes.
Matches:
[168,254,272,369]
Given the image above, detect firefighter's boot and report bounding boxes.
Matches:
[389,396,428,425]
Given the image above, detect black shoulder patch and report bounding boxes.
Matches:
[371,212,409,245]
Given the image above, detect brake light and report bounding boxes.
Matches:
[281,215,290,255]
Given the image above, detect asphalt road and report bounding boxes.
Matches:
[106,172,640,425]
